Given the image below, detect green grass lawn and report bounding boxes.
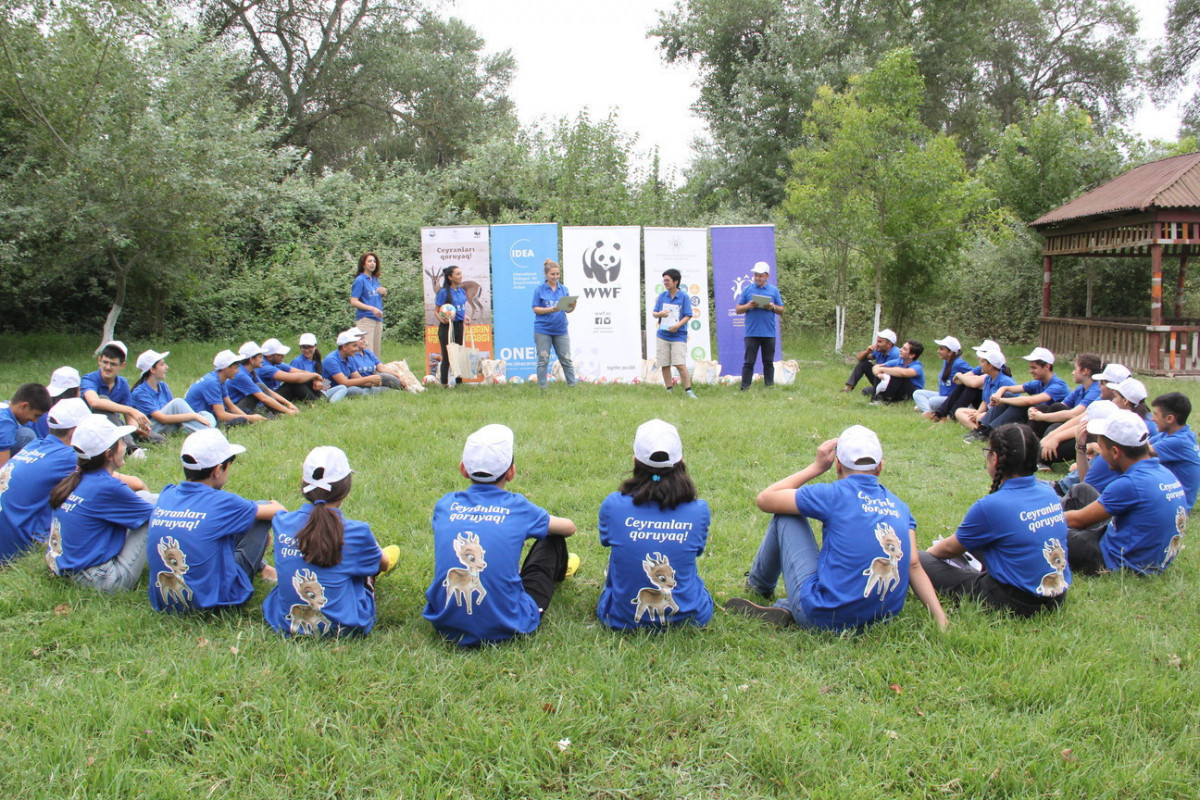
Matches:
[0,333,1197,798]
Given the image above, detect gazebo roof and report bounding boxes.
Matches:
[1030,151,1200,229]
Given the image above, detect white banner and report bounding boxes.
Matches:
[562,226,643,379]
[644,228,711,369]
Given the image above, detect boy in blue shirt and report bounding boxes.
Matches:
[80,340,155,445]
[727,425,947,631]
[147,428,286,613]
[1149,392,1200,510]
[1031,353,1102,465]
[734,262,784,390]
[257,338,323,403]
[228,342,298,417]
[423,424,578,646]
[970,347,1070,440]
[651,269,698,399]
[321,330,383,397]
[184,350,265,428]
[1064,410,1189,575]
[871,339,925,404]
[0,383,52,468]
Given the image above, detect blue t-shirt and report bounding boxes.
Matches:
[263,505,383,637]
[1098,459,1188,575]
[596,492,713,630]
[936,357,972,397]
[1151,426,1200,509]
[290,354,318,373]
[353,348,381,377]
[0,436,77,563]
[954,476,1071,598]
[533,283,571,336]
[873,344,901,365]
[1019,375,1070,403]
[736,283,783,338]
[29,414,49,441]
[225,366,262,404]
[80,371,132,407]
[981,373,1016,405]
[256,361,291,391]
[1082,453,1119,493]
[131,380,175,417]
[322,351,358,384]
[436,286,468,322]
[50,470,154,572]
[1062,381,1101,409]
[882,356,925,390]
[184,372,230,415]
[653,291,694,343]
[793,474,917,631]
[423,483,551,646]
[351,273,383,321]
[0,405,18,451]
[147,482,262,613]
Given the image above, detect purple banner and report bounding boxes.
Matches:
[711,225,778,377]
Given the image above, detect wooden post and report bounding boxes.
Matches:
[1150,240,1163,371]
[1176,252,1189,320]
[1042,254,1052,317]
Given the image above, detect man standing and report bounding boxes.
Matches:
[734,262,784,390]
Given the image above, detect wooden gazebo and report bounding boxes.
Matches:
[1030,152,1200,376]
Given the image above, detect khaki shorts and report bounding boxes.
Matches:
[656,338,686,367]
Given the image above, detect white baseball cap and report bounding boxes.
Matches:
[934,336,962,353]
[261,338,291,356]
[298,333,318,347]
[180,428,246,470]
[1094,363,1131,384]
[462,424,514,483]
[213,350,242,370]
[71,415,135,458]
[981,350,1007,369]
[973,339,1000,354]
[1112,377,1147,406]
[876,329,897,344]
[836,425,882,471]
[135,349,169,373]
[1023,347,1055,365]
[46,398,91,431]
[101,340,127,359]
[1088,409,1150,447]
[336,330,360,347]
[634,419,683,468]
[302,446,354,494]
[348,326,367,338]
[238,341,263,359]
[47,366,81,397]
[1082,399,1119,427]
[751,262,770,274]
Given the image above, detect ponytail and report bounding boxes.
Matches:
[49,451,110,508]
[297,475,352,567]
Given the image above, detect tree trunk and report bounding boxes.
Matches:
[97,250,128,354]
[873,257,883,336]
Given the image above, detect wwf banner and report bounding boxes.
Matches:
[643,228,712,369]
[489,223,560,380]
[711,225,777,377]
[562,226,643,380]
[421,225,492,382]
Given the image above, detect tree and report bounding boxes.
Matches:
[782,49,976,341]
[1152,0,1200,135]
[0,0,276,346]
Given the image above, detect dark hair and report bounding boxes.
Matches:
[1001,363,1013,377]
[297,475,352,568]
[49,449,112,508]
[987,423,1039,494]
[99,345,126,363]
[357,251,381,278]
[1029,360,1051,370]
[441,265,459,291]
[12,383,52,413]
[662,268,682,284]
[183,455,235,482]
[939,345,963,384]
[904,340,924,360]
[1153,392,1192,425]
[618,460,697,510]
[1099,436,1150,461]
[1076,353,1101,376]
[132,370,151,390]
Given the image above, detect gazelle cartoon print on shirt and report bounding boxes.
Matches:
[45,517,62,572]
[631,552,679,623]
[1036,537,1069,597]
[862,522,904,598]
[154,536,193,607]
[1164,506,1188,568]
[287,568,331,635]
[443,531,488,614]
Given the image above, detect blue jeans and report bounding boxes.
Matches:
[746,514,821,627]
[534,332,576,387]
[323,384,349,403]
[66,491,157,593]
[149,398,216,436]
[912,390,946,414]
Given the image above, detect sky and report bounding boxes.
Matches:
[448,0,1184,176]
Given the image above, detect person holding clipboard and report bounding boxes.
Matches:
[734,262,784,390]
[531,259,578,388]
[651,269,698,399]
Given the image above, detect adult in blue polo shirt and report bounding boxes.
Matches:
[349,252,387,357]
[844,329,901,395]
[531,259,577,388]
[726,425,947,632]
[981,346,1069,431]
[651,269,697,399]
[1150,392,1200,509]
[1064,410,1188,576]
[922,423,1070,616]
[734,262,784,390]
[871,339,926,404]
[0,398,90,563]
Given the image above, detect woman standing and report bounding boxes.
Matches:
[531,259,577,388]
[350,252,387,358]
[435,265,469,387]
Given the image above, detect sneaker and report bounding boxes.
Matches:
[685,388,698,399]
[962,428,987,442]
[1037,461,1053,472]
[861,387,873,397]
[724,597,794,627]
[127,447,147,460]
[381,545,400,573]
[565,552,580,578]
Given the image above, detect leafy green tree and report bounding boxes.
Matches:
[1151,0,1200,135]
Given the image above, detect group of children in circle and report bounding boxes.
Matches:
[0,328,1195,642]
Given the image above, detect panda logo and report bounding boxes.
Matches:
[582,240,622,284]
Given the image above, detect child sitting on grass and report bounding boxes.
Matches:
[0,383,52,467]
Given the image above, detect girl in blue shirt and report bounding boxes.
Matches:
[131,350,216,436]
[913,336,970,417]
[434,265,469,387]
[921,423,1070,616]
